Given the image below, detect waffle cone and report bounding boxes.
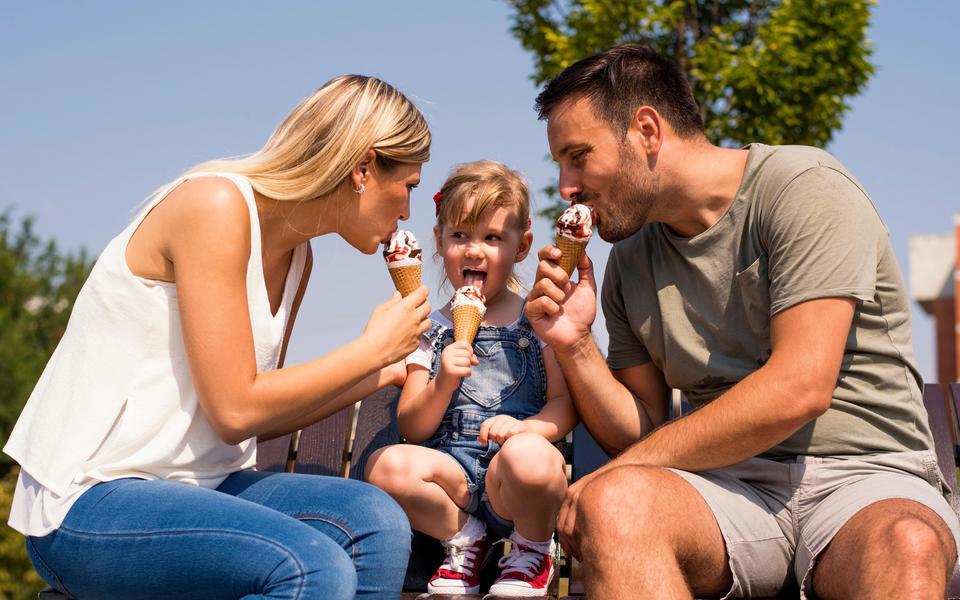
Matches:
[388,264,422,297]
[453,305,483,344]
[555,235,588,276]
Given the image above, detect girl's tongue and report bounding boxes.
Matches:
[463,270,486,289]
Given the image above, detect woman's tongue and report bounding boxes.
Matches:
[463,270,485,289]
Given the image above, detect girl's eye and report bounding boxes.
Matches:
[486,234,502,242]
[451,231,467,239]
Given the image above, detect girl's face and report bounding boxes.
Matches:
[436,203,532,304]
[341,161,422,254]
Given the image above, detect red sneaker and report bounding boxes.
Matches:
[486,541,555,597]
[427,534,490,595]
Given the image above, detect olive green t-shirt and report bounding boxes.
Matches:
[601,143,932,458]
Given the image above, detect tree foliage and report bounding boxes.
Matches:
[506,0,875,218]
[0,213,91,598]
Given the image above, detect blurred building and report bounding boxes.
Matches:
[910,214,959,383]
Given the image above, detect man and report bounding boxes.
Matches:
[526,43,959,599]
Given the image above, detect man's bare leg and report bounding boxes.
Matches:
[575,465,732,600]
[812,498,956,600]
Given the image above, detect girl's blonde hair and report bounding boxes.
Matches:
[187,75,431,201]
[435,160,531,292]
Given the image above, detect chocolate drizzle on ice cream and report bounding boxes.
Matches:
[556,204,594,242]
[383,230,422,269]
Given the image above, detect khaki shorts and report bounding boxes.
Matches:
[670,450,960,599]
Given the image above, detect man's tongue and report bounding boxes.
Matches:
[464,270,485,289]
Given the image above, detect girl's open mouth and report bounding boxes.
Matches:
[463,268,486,289]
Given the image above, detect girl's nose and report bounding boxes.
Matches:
[465,242,484,259]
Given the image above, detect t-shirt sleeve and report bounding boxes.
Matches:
[601,246,652,369]
[763,166,885,315]
[404,334,434,370]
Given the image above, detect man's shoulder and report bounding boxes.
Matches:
[748,143,851,187]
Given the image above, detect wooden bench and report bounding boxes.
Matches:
[38,383,960,599]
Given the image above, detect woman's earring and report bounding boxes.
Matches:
[354,184,366,195]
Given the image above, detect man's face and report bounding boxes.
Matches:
[546,96,658,243]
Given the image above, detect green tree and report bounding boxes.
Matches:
[0,213,92,598]
[506,0,875,218]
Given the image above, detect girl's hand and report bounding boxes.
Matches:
[479,415,529,445]
[362,286,431,366]
[436,340,478,389]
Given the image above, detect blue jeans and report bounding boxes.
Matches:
[26,470,411,599]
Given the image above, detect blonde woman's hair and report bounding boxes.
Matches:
[187,75,431,201]
[435,160,531,292]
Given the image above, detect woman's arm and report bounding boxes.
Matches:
[257,245,407,441]
[168,179,430,444]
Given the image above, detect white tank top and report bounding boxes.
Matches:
[4,173,308,536]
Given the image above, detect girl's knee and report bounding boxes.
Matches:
[497,434,565,485]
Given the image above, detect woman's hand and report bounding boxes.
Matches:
[435,340,478,390]
[478,415,530,445]
[362,285,431,366]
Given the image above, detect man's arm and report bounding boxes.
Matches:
[594,296,854,473]
[526,247,670,455]
[554,335,670,456]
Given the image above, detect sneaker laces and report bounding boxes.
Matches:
[497,543,545,579]
[439,535,484,577]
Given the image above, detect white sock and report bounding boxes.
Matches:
[509,529,553,555]
[446,515,487,546]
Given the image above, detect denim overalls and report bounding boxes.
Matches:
[421,309,547,539]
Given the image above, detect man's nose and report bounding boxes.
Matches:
[558,169,582,203]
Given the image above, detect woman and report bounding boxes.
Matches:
[4,75,432,599]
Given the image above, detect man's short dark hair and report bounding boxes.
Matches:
[535,44,705,139]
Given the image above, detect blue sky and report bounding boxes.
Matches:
[1,1,956,383]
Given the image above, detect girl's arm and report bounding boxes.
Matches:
[169,178,430,445]
[396,340,476,442]
[479,345,579,444]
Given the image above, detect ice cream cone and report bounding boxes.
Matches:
[389,264,422,297]
[453,304,484,344]
[555,235,587,276]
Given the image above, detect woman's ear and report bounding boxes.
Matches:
[514,229,534,263]
[350,149,377,192]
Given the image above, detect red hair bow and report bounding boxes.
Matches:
[433,191,442,216]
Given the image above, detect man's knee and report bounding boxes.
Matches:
[882,511,957,570]
[577,466,665,539]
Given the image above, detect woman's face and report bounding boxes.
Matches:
[342,161,422,254]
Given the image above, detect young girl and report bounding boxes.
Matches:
[366,160,578,597]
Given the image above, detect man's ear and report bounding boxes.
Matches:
[630,106,664,156]
[515,229,534,263]
[350,149,377,191]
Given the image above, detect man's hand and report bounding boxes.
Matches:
[478,415,530,445]
[525,246,597,354]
